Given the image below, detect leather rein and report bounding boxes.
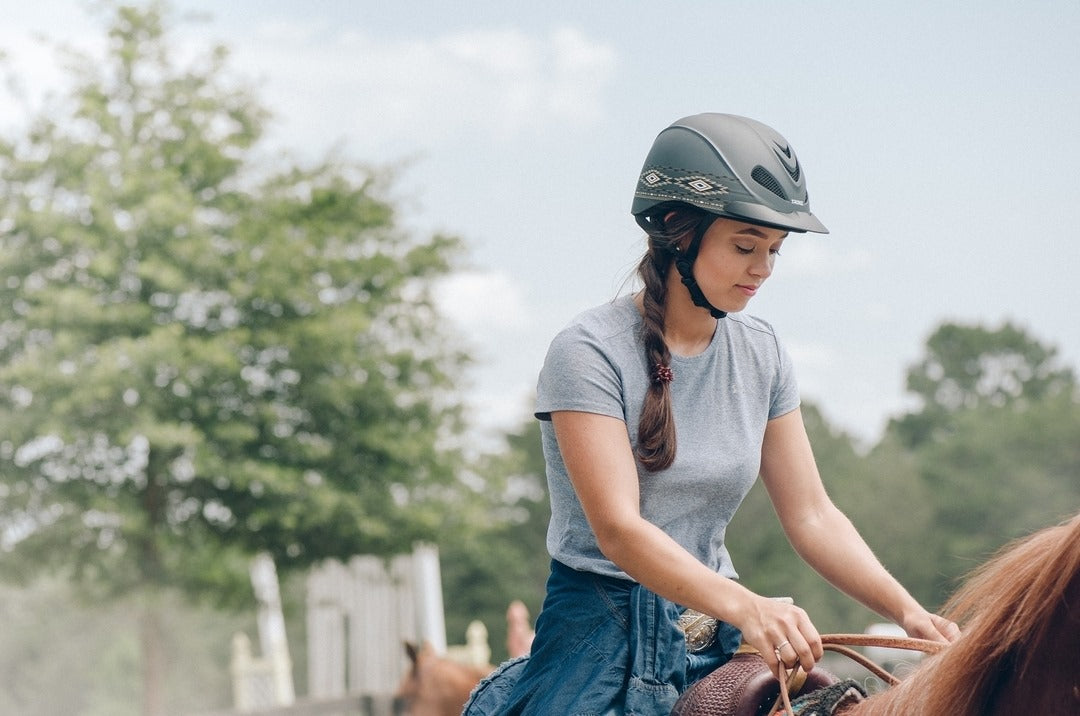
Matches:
[769,633,945,716]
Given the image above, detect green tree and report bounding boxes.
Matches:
[0,5,468,713]
[890,321,1076,446]
[884,320,1080,606]
[440,410,550,662]
[852,433,939,609]
[911,392,1080,605]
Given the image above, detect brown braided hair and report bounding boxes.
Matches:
[635,206,711,471]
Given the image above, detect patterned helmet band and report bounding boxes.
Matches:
[636,166,737,214]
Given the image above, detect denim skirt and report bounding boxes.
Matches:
[463,560,741,716]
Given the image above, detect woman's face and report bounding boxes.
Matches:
[687,217,787,313]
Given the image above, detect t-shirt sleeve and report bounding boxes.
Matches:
[769,336,801,419]
[534,322,626,422]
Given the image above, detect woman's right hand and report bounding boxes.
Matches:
[733,594,823,675]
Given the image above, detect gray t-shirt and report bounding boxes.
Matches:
[535,295,800,581]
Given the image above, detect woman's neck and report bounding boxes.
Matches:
[633,289,717,357]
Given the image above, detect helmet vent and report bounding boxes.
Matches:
[751,166,788,201]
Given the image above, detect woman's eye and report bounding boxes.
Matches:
[735,245,754,255]
[770,247,782,256]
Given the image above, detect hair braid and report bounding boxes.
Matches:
[635,207,706,472]
[636,249,674,471]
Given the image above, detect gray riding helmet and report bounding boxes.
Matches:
[632,113,828,234]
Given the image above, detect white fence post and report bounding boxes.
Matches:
[410,543,447,654]
[230,553,296,712]
[250,553,296,706]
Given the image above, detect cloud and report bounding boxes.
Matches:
[435,270,529,331]
[466,378,537,441]
[2,9,618,161]
[225,22,617,155]
[775,240,873,279]
[785,340,841,375]
[0,18,105,128]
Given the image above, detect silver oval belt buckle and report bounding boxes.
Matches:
[677,609,718,653]
[677,598,791,653]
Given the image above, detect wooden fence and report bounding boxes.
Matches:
[197,693,402,716]
[306,543,446,699]
[205,544,450,715]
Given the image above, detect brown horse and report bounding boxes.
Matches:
[835,511,1080,715]
[396,640,493,716]
[395,600,536,716]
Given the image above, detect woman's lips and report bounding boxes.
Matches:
[736,284,758,297]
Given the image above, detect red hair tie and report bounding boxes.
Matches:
[652,364,674,385]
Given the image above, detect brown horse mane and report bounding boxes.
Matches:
[852,512,1080,715]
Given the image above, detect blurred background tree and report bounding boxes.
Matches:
[0,4,469,713]
[0,576,247,715]
[889,321,1076,447]
[886,321,1078,603]
[440,411,550,663]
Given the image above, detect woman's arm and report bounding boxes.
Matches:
[759,408,959,642]
[551,409,824,673]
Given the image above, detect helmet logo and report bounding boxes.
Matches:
[772,141,801,182]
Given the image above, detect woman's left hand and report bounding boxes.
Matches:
[901,610,961,643]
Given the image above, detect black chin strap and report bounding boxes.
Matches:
[671,215,726,319]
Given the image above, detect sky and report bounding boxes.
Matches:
[3,1,1079,449]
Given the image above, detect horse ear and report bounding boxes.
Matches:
[404,641,420,665]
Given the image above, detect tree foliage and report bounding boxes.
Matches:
[0,3,469,603]
[884,321,1079,602]
[890,321,1076,446]
[905,391,1080,603]
[440,411,550,662]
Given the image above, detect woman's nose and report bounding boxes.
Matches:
[750,253,774,278]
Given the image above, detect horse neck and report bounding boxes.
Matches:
[846,516,1080,716]
[434,660,488,693]
[846,621,1080,716]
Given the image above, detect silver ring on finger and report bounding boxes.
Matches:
[774,640,791,664]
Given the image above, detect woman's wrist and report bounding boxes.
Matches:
[894,597,933,633]
[698,575,756,627]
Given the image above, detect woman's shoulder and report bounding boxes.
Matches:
[724,312,781,341]
[720,313,792,369]
[554,295,640,343]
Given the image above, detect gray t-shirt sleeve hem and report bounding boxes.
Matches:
[535,320,628,422]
